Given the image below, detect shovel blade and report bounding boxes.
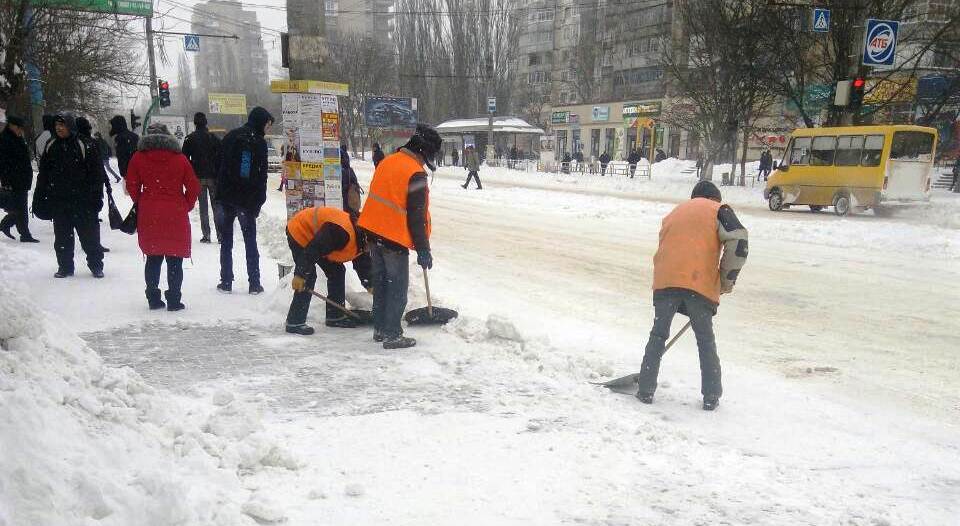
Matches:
[590,372,641,394]
[404,306,458,326]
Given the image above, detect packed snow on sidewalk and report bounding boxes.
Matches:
[0,250,300,525]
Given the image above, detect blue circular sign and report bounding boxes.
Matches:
[866,22,896,64]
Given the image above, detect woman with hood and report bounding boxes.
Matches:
[125,123,201,311]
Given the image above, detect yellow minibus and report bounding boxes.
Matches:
[764,125,937,216]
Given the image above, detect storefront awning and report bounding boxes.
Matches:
[435,116,545,135]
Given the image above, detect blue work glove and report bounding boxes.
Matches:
[416,249,433,270]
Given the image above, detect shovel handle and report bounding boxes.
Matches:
[664,321,692,353]
[423,268,434,317]
[307,289,361,320]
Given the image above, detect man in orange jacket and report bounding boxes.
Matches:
[286,206,371,335]
[357,124,441,349]
[635,181,748,410]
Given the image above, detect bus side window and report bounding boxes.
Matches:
[790,137,812,165]
[836,135,864,166]
[811,136,837,166]
[861,135,884,166]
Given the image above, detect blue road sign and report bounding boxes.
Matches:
[812,8,830,32]
[184,34,200,52]
[487,97,496,113]
[863,19,899,67]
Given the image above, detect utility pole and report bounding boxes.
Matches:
[285,0,327,79]
[144,16,159,130]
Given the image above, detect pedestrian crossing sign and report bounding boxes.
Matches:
[812,8,830,33]
[184,34,200,52]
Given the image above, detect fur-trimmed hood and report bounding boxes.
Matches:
[138,132,181,153]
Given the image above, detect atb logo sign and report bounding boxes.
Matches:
[862,19,899,66]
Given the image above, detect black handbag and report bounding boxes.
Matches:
[107,192,124,230]
[119,204,137,234]
[31,188,53,220]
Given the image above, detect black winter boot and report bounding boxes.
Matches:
[383,335,416,349]
[702,397,720,411]
[286,324,315,335]
[165,290,185,312]
[326,316,360,329]
[146,288,166,310]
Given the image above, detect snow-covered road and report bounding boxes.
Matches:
[4,160,958,525]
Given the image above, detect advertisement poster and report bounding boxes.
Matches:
[363,96,418,128]
[323,141,341,163]
[299,131,323,162]
[321,94,339,113]
[207,93,247,115]
[301,162,323,180]
[322,113,340,140]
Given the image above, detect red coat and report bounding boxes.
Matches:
[125,133,201,258]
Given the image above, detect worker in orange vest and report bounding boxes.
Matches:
[286,206,371,335]
[635,181,748,410]
[357,124,442,349]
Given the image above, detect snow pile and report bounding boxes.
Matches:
[0,274,298,525]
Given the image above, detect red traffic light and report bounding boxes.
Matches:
[852,78,865,88]
[159,81,169,90]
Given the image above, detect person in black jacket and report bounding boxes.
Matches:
[372,142,385,167]
[34,113,106,278]
[182,112,221,243]
[214,106,273,294]
[0,116,39,242]
[599,151,611,176]
[109,115,139,179]
[627,149,642,178]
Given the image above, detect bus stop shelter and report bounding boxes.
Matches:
[436,116,544,163]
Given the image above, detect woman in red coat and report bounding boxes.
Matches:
[126,124,201,311]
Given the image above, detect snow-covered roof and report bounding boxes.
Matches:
[436,116,545,135]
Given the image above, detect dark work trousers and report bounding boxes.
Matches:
[464,170,482,189]
[197,180,219,241]
[370,240,409,339]
[636,290,722,399]
[52,211,103,273]
[145,255,184,298]
[0,191,31,238]
[215,202,260,285]
[285,235,347,326]
[629,164,637,178]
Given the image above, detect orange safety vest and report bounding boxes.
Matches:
[287,207,359,263]
[652,198,723,303]
[357,150,431,249]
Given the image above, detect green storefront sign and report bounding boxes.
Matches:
[551,111,568,125]
[32,0,153,16]
[622,101,662,119]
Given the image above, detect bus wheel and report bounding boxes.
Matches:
[833,194,851,216]
[809,205,824,212]
[768,189,785,211]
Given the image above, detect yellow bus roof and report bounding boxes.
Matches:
[789,124,937,137]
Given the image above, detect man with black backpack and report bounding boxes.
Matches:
[183,112,221,243]
[109,115,139,179]
[214,106,273,294]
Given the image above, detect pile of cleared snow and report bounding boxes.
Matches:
[0,262,298,525]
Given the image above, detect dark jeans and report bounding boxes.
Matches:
[52,212,103,273]
[464,170,482,189]
[286,235,347,326]
[215,202,259,284]
[759,168,771,181]
[629,164,637,178]
[636,290,722,399]
[370,240,409,339]
[0,190,31,238]
[145,255,183,296]
[198,181,218,241]
[600,163,608,176]
[953,172,960,193]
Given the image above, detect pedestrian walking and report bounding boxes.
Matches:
[599,151,611,176]
[635,181,749,411]
[462,145,482,189]
[372,142,385,167]
[76,117,115,254]
[285,207,371,334]
[109,114,139,179]
[357,124,440,349]
[214,106,273,295]
[758,149,773,181]
[125,123,201,311]
[655,148,667,163]
[0,115,39,242]
[33,113,106,278]
[952,156,960,193]
[182,112,221,243]
[628,149,642,178]
[451,148,459,167]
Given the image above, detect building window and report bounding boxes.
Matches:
[529,53,540,66]
[613,66,664,86]
[528,71,548,84]
[528,8,555,23]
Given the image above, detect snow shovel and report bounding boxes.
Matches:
[308,289,373,324]
[591,320,692,392]
[403,268,458,326]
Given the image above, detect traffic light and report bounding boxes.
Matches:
[130,110,141,131]
[158,79,171,108]
[849,77,866,110]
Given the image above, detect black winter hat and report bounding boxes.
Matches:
[5,115,26,128]
[246,106,274,135]
[691,180,722,202]
[75,116,93,137]
[194,112,207,128]
[54,113,77,134]
[402,123,442,170]
[109,115,128,136]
